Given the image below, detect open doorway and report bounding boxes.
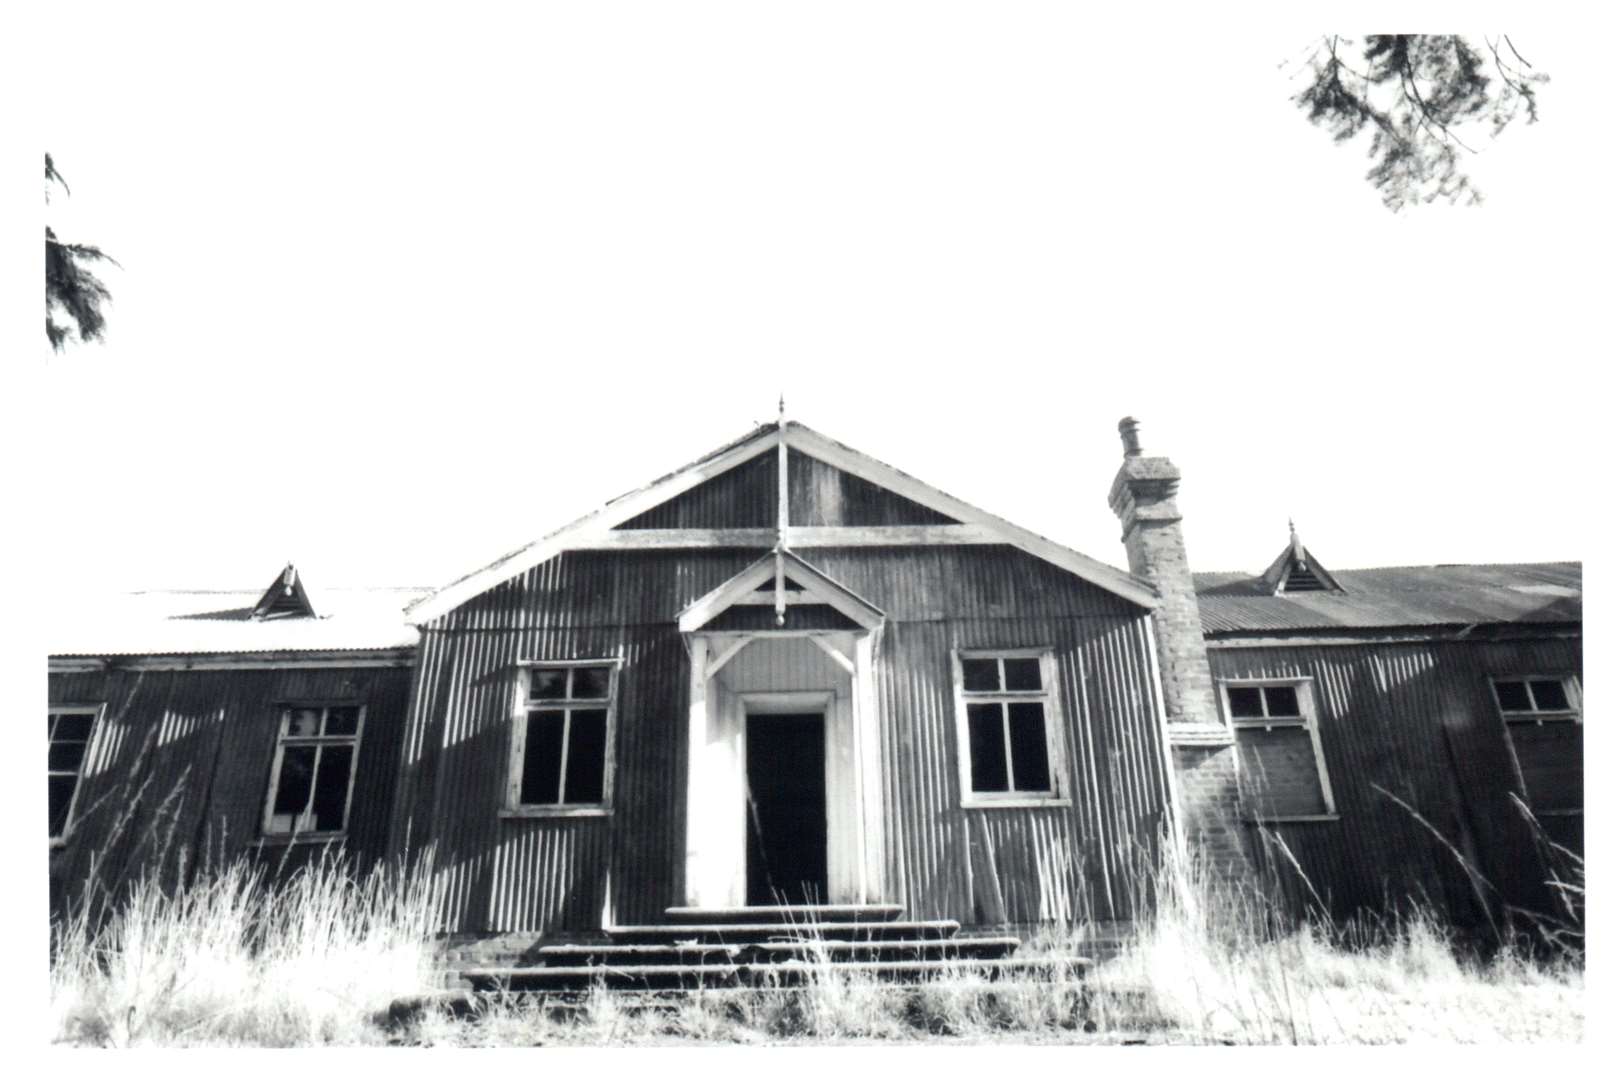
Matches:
[744,712,828,905]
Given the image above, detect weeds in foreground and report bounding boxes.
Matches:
[51,853,442,1046]
[50,826,1583,1045]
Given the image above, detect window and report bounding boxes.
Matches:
[48,706,100,841]
[953,650,1064,804]
[1493,676,1582,816]
[1492,677,1580,724]
[263,704,364,838]
[1224,680,1336,820]
[508,661,619,813]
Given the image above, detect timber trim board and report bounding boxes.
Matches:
[677,550,886,634]
[406,420,1156,623]
[48,648,418,672]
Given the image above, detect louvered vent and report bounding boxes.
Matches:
[1282,562,1329,592]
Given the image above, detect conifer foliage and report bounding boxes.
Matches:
[1294,36,1548,209]
[46,154,118,351]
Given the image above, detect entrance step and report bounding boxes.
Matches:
[749,935,1020,964]
[460,954,1089,993]
[663,903,904,925]
[608,918,960,944]
[463,963,741,993]
[753,955,1091,986]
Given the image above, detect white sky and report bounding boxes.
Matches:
[24,5,1614,599]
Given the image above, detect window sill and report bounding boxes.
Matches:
[256,833,349,847]
[499,806,613,820]
[1244,814,1339,825]
[49,837,67,850]
[1533,808,1583,818]
[962,797,1072,810]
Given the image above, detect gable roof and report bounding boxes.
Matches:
[678,549,886,633]
[253,563,317,619]
[1194,562,1581,635]
[406,420,1156,622]
[1258,525,1342,595]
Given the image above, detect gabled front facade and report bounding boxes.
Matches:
[386,420,1174,935]
[47,417,1583,947]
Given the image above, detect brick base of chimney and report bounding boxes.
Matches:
[1170,743,1252,885]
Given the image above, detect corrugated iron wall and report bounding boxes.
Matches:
[1210,634,1583,928]
[787,449,959,526]
[397,543,1170,935]
[47,663,413,915]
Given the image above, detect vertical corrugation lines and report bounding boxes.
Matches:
[400,541,1170,936]
[1211,635,1581,927]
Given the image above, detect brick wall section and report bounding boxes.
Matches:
[1172,744,1248,877]
[1107,419,1250,883]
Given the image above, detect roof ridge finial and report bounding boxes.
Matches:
[778,393,786,426]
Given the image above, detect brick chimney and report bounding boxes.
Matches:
[1108,418,1247,876]
[1107,418,1220,731]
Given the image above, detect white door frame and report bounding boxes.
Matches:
[683,629,885,907]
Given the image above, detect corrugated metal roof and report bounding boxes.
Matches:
[49,587,429,656]
[1194,562,1581,634]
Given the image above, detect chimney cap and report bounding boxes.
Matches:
[1118,417,1143,458]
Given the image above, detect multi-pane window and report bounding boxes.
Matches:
[48,707,99,841]
[263,704,364,837]
[1493,676,1582,816]
[510,662,618,810]
[955,651,1061,801]
[1225,680,1336,820]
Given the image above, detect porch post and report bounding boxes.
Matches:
[853,631,886,903]
[683,635,710,906]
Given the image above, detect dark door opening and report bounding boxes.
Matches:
[745,712,828,906]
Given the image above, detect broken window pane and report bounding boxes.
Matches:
[53,712,93,742]
[1227,686,1265,718]
[288,707,322,737]
[530,668,568,701]
[1263,685,1301,718]
[1493,680,1533,712]
[962,658,1000,692]
[324,706,361,736]
[572,666,612,701]
[1007,702,1051,791]
[1529,679,1570,712]
[48,739,88,773]
[1003,658,1042,692]
[49,775,76,837]
[564,709,608,803]
[273,745,318,818]
[967,703,1008,792]
[310,745,354,831]
[521,710,566,804]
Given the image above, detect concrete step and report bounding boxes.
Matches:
[529,942,743,967]
[663,903,905,925]
[751,955,1092,986]
[608,918,961,944]
[463,962,743,992]
[749,935,1021,964]
[460,954,1090,993]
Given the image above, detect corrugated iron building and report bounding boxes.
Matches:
[46,419,1583,947]
[1197,556,1583,935]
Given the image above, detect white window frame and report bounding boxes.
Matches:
[1221,678,1337,821]
[504,658,622,818]
[1491,675,1582,727]
[951,647,1070,808]
[48,704,104,846]
[261,702,366,841]
[1493,674,1583,818]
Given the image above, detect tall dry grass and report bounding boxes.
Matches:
[51,852,444,1046]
